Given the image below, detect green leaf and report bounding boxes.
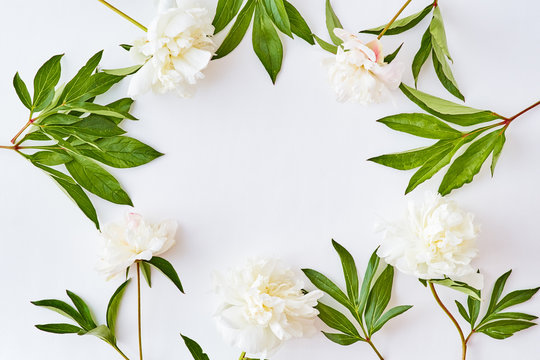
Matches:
[105,98,134,124]
[364,265,394,335]
[145,257,184,293]
[106,279,130,336]
[358,250,380,315]
[284,1,314,44]
[120,44,132,51]
[325,0,343,45]
[31,299,87,328]
[483,312,538,323]
[485,270,512,318]
[429,7,451,61]
[60,51,103,104]
[141,261,152,287]
[55,115,126,138]
[384,43,403,64]
[66,290,96,330]
[370,305,412,335]
[74,136,163,168]
[61,102,136,120]
[31,162,99,229]
[252,2,283,83]
[40,114,82,126]
[494,288,540,314]
[322,332,362,346]
[455,301,470,323]
[476,320,536,340]
[35,323,82,334]
[412,28,432,87]
[316,302,361,337]
[368,140,454,171]
[82,72,125,101]
[213,0,245,34]
[313,34,338,54]
[432,46,463,101]
[360,4,433,36]
[468,296,481,327]
[490,131,506,176]
[20,130,50,142]
[33,54,63,112]
[438,130,501,195]
[181,334,211,360]
[331,240,359,305]
[29,151,72,166]
[399,83,500,126]
[86,325,116,345]
[378,113,462,139]
[65,155,133,206]
[263,0,292,37]
[302,268,351,310]
[214,0,256,59]
[429,278,481,300]
[102,64,142,76]
[13,72,32,110]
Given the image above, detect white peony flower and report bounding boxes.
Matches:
[214,258,323,357]
[97,213,177,279]
[327,29,404,104]
[128,0,216,98]
[377,193,482,288]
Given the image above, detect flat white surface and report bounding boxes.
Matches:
[0,1,539,359]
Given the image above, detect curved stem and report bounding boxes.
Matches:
[429,282,467,360]
[96,0,148,32]
[10,117,35,144]
[377,0,413,39]
[465,331,474,345]
[504,100,540,122]
[112,345,131,360]
[136,262,143,360]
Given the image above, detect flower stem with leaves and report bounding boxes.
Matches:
[377,0,413,40]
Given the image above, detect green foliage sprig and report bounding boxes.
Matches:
[213,0,314,83]
[369,84,540,195]
[302,240,412,360]
[3,52,162,229]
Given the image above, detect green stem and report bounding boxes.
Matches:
[96,0,148,32]
[239,352,246,360]
[137,262,143,360]
[352,309,384,360]
[377,0,413,39]
[429,282,467,360]
[112,345,131,360]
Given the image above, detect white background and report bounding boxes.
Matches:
[0,0,539,359]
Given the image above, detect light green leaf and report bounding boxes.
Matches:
[284,0,314,44]
[358,250,380,315]
[29,151,72,166]
[313,34,338,54]
[432,46,463,101]
[213,0,245,34]
[400,83,500,126]
[429,7,451,61]
[66,290,96,330]
[54,115,126,138]
[302,268,352,310]
[181,334,211,360]
[368,140,454,171]
[13,72,32,110]
[361,4,433,36]
[332,240,359,305]
[35,323,82,334]
[429,278,481,300]
[214,0,256,59]
[316,302,361,337]
[141,261,152,287]
[364,265,394,335]
[145,257,184,293]
[378,113,462,139]
[102,64,142,76]
[33,54,63,112]
[370,305,412,335]
[322,332,362,346]
[40,114,81,126]
[252,3,283,83]
[491,131,506,176]
[412,28,432,87]
[81,72,124,101]
[61,102,136,120]
[106,279,130,336]
[325,0,343,45]
[263,0,292,37]
[86,325,116,345]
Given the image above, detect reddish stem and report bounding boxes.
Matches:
[10,118,35,144]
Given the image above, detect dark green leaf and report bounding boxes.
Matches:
[412,28,432,87]
[35,323,82,334]
[40,114,82,126]
[313,34,338,54]
[106,279,130,336]
[20,130,50,142]
[360,4,433,36]
[13,72,32,109]
[322,332,362,345]
[106,98,134,124]
[65,155,133,206]
[455,301,470,323]
[81,72,124,101]
[364,265,394,335]
[399,83,500,126]
[331,240,359,305]
[325,0,343,45]
[438,130,501,195]
[378,113,462,139]
[316,302,361,337]
[490,131,506,176]
[486,270,512,316]
[33,54,63,111]
[141,261,152,287]
[263,0,292,37]
[483,312,538,323]
[477,320,536,340]
[214,0,256,59]
[358,250,380,315]
[468,296,481,327]
[371,305,412,335]
[432,46,463,101]
[66,290,96,330]
[145,257,184,293]
[384,43,403,64]
[368,140,454,171]
[429,7,451,61]
[31,299,87,328]
[29,151,72,166]
[429,278,481,300]
[120,44,132,51]
[252,3,283,83]
[60,51,103,104]
[181,334,211,360]
[213,0,245,34]
[56,115,126,138]
[302,268,351,310]
[494,288,540,314]
[284,1,314,44]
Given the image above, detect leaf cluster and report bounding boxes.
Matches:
[32,280,130,356]
[369,84,506,195]
[213,0,314,83]
[361,2,462,100]
[12,52,162,229]
[456,270,539,340]
[127,257,185,294]
[302,240,412,348]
